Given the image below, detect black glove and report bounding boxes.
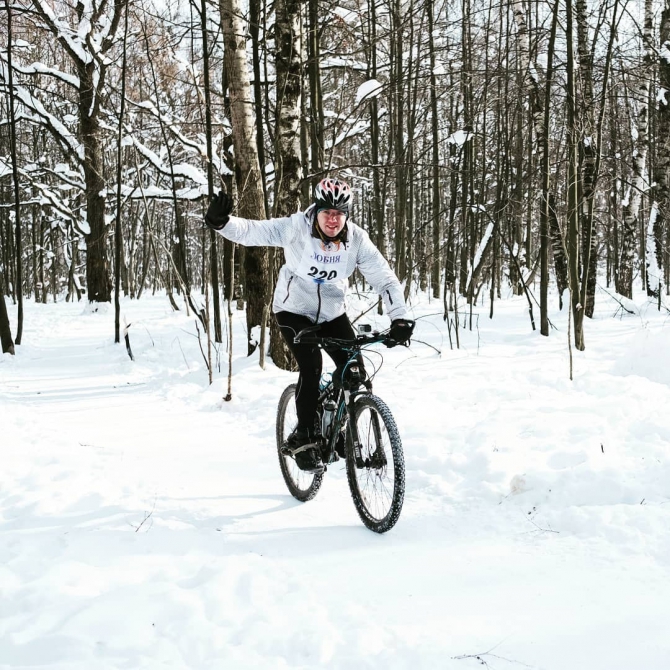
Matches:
[388,319,415,346]
[205,191,233,230]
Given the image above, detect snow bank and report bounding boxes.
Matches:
[2,288,670,669]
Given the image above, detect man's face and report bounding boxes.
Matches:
[317,209,347,237]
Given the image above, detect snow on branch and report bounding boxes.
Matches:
[129,136,209,189]
[31,0,95,66]
[355,79,384,105]
[466,220,494,291]
[10,82,84,163]
[661,42,670,64]
[130,99,210,160]
[0,57,81,89]
[117,184,206,201]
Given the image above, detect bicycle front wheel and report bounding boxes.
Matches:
[345,394,405,533]
[276,384,324,502]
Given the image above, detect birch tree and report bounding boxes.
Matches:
[219,0,269,356]
[269,0,302,370]
[650,1,670,297]
[620,0,653,298]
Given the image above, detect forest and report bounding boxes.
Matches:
[1,0,669,360]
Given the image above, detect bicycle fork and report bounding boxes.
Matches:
[344,391,388,470]
[344,390,367,469]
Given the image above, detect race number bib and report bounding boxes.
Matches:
[296,236,349,284]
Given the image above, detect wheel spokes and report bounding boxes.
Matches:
[354,407,395,521]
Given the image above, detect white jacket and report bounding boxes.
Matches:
[217,207,409,324]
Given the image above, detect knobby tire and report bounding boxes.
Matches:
[345,394,405,533]
[276,384,324,502]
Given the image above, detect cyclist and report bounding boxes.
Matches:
[205,177,414,471]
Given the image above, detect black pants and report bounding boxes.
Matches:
[275,311,364,431]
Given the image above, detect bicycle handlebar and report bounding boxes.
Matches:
[293,325,399,349]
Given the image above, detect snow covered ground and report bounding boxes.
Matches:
[2,287,670,669]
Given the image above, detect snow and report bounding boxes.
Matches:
[658,87,668,106]
[646,202,661,292]
[2,289,670,669]
[333,6,360,24]
[31,0,93,65]
[320,57,367,72]
[7,61,81,89]
[12,84,84,161]
[119,185,207,201]
[130,138,208,186]
[447,129,472,146]
[466,221,494,289]
[355,79,384,105]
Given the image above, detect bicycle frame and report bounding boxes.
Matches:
[295,324,399,470]
[316,381,368,468]
[279,324,406,532]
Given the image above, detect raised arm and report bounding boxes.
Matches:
[205,191,298,247]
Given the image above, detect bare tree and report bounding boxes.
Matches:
[30,0,129,303]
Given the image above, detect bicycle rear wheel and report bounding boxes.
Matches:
[345,394,405,533]
[276,384,324,502]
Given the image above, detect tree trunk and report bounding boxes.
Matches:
[0,269,15,355]
[308,0,324,173]
[651,3,670,297]
[575,0,597,316]
[391,0,407,280]
[114,3,129,343]
[620,1,652,299]
[540,0,559,335]
[219,0,269,356]
[427,0,441,298]
[6,0,23,343]
[200,0,223,342]
[249,0,270,213]
[270,0,302,370]
[80,91,112,303]
[566,0,585,350]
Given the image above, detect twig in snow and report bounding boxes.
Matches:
[596,283,636,316]
[123,319,134,361]
[142,325,155,346]
[173,336,190,370]
[195,319,211,382]
[453,639,536,669]
[394,353,418,369]
[131,499,156,533]
[523,509,559,535]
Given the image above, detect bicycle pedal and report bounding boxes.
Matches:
[286,441,319,456]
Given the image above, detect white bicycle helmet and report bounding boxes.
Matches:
[313,178,352,214]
